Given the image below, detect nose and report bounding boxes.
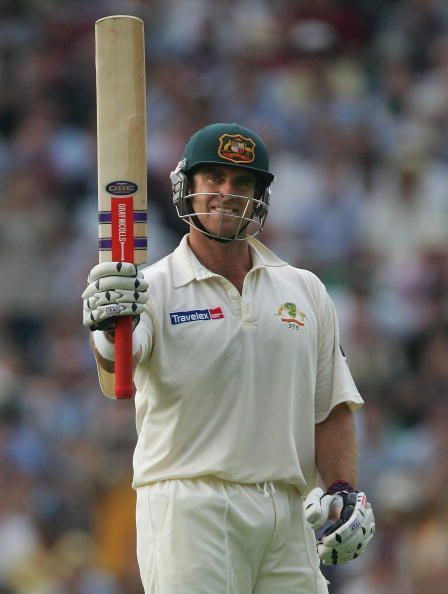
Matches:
[218,178,234,196]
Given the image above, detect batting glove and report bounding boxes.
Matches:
[304,481,375,565]
[82,262,148,332]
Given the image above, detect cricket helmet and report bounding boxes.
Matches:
[170,123,275,241]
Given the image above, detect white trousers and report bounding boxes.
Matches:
[136,477,329,594]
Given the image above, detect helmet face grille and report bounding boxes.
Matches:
[174,189,270,241]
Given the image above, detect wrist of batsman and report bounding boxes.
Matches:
[91,315,141,334]
[92,327,142,361]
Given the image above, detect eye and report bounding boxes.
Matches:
[206,173,221,184]
[235,178,255,190]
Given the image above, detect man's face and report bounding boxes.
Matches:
[190,165,257,238]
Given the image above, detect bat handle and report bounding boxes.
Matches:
[114,316,134,399]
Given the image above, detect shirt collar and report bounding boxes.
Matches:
[171,234,287,288]
[248,237,288,269]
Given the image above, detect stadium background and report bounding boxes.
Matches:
[1,0,448,592]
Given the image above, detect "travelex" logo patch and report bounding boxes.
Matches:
[170,307,224,325]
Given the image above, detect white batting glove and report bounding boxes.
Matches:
[304,483,375,565]
[82,262,148,332]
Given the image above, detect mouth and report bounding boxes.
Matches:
[209,206,240,216]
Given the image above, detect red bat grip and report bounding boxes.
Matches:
[114,316,133,399]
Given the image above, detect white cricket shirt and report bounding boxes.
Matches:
[132,235,363,491]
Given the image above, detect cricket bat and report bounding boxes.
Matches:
[95,15,148,399]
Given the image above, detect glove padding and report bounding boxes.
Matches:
[82,262,148,331]
[304,486,375,565]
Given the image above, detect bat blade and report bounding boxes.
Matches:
[95,15,148,399]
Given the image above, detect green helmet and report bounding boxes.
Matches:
[181,122,274,186]
[170,123,274,241]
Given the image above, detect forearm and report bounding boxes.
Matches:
[315,403,359,489]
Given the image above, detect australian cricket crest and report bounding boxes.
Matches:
[218,133,256,164]
[276,302,306,331]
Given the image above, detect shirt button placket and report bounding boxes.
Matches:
[226,286,241,316]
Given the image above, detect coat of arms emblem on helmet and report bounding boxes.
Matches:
[218,133,256,164]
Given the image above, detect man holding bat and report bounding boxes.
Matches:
[84,121,375,592]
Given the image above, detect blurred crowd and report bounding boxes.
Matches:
[1,0,448,592]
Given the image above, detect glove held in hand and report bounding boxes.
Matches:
[82,262,149,331]
[304,483,375,565]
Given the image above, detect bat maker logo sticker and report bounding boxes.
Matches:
[106,180,139,195]
[276,303,306,331]
[111,196,133,262]
[170,307,224,325]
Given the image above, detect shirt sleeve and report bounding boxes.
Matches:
[314,286,364,423]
